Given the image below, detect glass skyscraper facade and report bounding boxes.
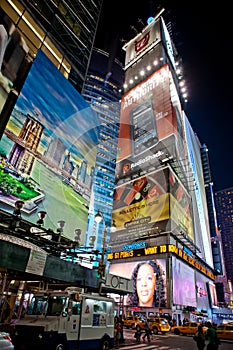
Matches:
[0,0,102,95]
[215,188,233,284]
[82,47,124,252]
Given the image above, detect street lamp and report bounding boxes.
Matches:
[36,211,47,226]
[94,211,116,281]
[57,220,66,242]
[13,200,24,217]
[94,211,107,279]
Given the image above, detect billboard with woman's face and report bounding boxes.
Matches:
[109,259,167,308]
[0,49,99,242]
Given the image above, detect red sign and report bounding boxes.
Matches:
[135,32,150,53]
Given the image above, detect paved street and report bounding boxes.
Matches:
[120,329,233,350]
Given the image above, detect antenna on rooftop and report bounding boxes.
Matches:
[130,25,138,35]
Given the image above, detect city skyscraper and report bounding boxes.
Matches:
[200,144,231,308]
[82,47,123,252]
[108,11,220,324]
[215,188,233,285]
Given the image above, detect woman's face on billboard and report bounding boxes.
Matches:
[136,263,156,307]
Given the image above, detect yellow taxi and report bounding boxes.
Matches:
[123,316,146,329]
[216,323,233,341]
[171,321,208,336]
[147,317,171,334]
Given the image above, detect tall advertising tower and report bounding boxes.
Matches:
[109,11,215,323]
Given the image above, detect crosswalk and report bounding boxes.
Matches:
[117,344,182,350]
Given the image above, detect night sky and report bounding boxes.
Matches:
[94,0,233,191]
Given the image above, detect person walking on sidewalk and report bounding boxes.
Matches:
[134,328,142,343]
[114,317,122,348]
[193,324,206,350]
[206,322,220,350]
[142,320,151,343]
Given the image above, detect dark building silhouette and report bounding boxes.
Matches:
[215,188,233,285]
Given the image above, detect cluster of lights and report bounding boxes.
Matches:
[175,61,188,103]
[123,58,188,104]
[123,58,163,89]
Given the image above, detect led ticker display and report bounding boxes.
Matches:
[107,243,215,281]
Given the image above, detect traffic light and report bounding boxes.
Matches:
[96,263,105,278]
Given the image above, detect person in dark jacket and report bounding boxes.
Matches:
[142,321,151,342]
[206,322,219,350]
[194,324,206,350]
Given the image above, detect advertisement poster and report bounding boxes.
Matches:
[172,257,197,307]
[112,168,170,241]
[115,64,185,182]
[169,169,193,239]
[0,50,99,242]
[207,281,218,308]
[25,249,47,275]
[112,167,193,242]
[109,259,167,308]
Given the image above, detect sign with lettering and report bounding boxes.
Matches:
[102,273,133,293]
[107,244,215,280]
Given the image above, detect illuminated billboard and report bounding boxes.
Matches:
[195,271,210,312]
[116,64,185,182]
[207,281,218,308]
[0,50,99,242]
[184,114,213,267]
[123,17,161,69]
[172,257,197,307]
[169,168,193,240]
[111,167,193,244]
[109,258,167,308]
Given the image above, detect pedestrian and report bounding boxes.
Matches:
[114,316,122,348]
[134,328,141,343]
[119,315,124,343]
[193,324,206,350]
[142,320,151,342]
[206,322,219,350]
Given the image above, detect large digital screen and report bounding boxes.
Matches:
[195,271,209,311]
[207,281,218,308]
[0,50,99,242]
[172,256,197,307]
[109,258,167,308]
[112,168,170,243]
[111,167,193,244]
[115,64,185,182]
[169,169,193,239]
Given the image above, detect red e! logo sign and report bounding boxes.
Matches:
[135,32,150,53]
